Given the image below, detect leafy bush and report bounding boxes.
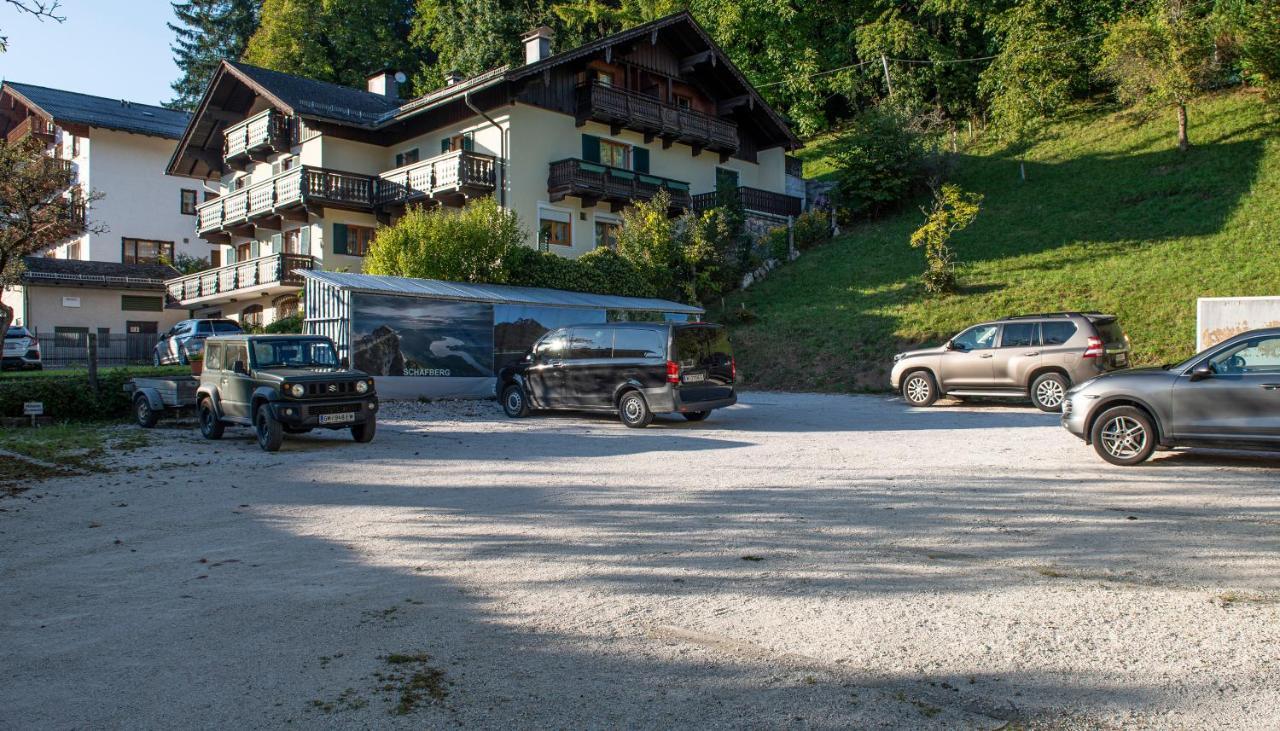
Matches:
[505,247,657,299]
[791,209,833,251]
[364,197,524,283]
[765,226,790,262]
[832,106,926,219]
[263,313,303,334]
[0,369,151,420]
[615,189,683,298]
[909,184,983,295]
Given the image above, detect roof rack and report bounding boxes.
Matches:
[999,311,1106,321]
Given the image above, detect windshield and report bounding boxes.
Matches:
[5,327,29,338]
[251,339,338,368]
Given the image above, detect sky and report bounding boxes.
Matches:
[0,0,181,107]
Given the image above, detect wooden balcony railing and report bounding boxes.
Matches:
[692,186,804,218]
[223,109,293,169]
[577,82,739,154]
[374,150,497,205]
[165,253,315,306]
[6,116,57,145]
[548,158,691,211]
[196,166,375,236]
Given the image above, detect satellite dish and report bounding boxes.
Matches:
[394,71,407,84]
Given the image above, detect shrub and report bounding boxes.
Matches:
[505,247,658,299]
[364,197,524,283]
[615,189,682,298]
[909,183,983,295]
[832,106,926,219]
[765,226,790,262]
[263,313,303,334]
[791,209,833,251]
[0,369,150,420]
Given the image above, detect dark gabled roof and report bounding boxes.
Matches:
[223,62,400,125]
[1,82,191,139]
[20,256,179,289]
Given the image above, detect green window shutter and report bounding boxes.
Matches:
[250,240,260,259]
[462,132,474,151]
[270,232,282,253]
[441,138,451,154]
[299,225,311,255]
[225,247,236,264]
[121,295,163,312]
[633,147,650,173]
[581,134,600,163]
[333,223,349,255]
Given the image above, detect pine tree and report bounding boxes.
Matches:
[166,0,259,110]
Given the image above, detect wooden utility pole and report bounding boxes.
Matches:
[880,55,894,96]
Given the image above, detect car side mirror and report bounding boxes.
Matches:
[947,340,965,352]
[232,359,247,375]
[1189,364,1213,381]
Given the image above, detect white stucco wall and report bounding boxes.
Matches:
[84,129,203,264]
[1197,297,1280,350]
[7,285,183,336]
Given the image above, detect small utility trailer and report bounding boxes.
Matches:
[125,375,198,428]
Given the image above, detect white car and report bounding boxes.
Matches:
[3,326,42,370]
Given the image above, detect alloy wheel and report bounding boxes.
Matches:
[1100,416,1147,459]
[905,376,931,404]
[1036,379,1065,408]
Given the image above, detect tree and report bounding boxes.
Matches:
[1,0,64,53]
[166,0,259,110]
[1241,0,1280,100]
[244,0,416,92]
[0,138,93,334]
[409,0,547,83]
[909,183,982,295]
[831,105,925,219]
[363,198,524,284]
[1097,0,1217,152]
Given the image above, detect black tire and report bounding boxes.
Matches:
[198,398,224,440]
[134,394,160,429]
[1090,406,1157,466]
[901,370,939,407]
[255,405,284,452]
[1030,372,1069,412]
[501,383,530,418]
[618,391,653,428]
[351,417,376,443]
[682,410,711,422]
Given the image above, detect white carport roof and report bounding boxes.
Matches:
[299,270,704,315]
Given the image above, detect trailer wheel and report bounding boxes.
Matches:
[134,394,160,429]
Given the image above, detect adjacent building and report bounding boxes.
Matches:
[165,12,805,329]
[1,81,198,350]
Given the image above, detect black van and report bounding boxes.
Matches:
[498,322,737,427]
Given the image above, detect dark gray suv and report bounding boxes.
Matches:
[1062,327,1280,465]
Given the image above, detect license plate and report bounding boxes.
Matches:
[318,412,356,424]
[683,373,705,383]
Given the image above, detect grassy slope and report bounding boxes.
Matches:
[722,91,1280,392]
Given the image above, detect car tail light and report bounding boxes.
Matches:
[730,357,737,382]
[666,360,680,384]
[1083,336,1104,358]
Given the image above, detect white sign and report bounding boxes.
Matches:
[62,296,81,308]
[23,401,44,416]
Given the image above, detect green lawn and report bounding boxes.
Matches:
[723,90,1280,392]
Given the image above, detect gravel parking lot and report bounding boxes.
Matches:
[2,392,1277,729]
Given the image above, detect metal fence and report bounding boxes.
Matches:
[36,331,161,368]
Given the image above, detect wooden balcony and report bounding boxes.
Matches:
[6,116,56,145]
[165,253,315,307]
[576,82,739,157]
[223,109,293,171]
[196,166,375,239]
[548,158,691,213]
[692,186,804,218]
[375,150,498,207]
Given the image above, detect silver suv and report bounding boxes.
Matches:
[890,312,1131,412]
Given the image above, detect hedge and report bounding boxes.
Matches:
[505,247,657,299]
[0,368,166,420]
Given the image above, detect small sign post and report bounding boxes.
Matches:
[23,401,44,428]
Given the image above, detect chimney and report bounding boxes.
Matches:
[366,69,401,99]
[522,26,554,65]
[444,69,465,87]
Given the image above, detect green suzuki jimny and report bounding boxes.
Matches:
[196,334,378,451]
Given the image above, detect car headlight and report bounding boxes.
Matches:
[355,379,370,394]
[287,383,305,398]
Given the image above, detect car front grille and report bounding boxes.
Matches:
[310,403,361,416]
[304,381,358,398]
